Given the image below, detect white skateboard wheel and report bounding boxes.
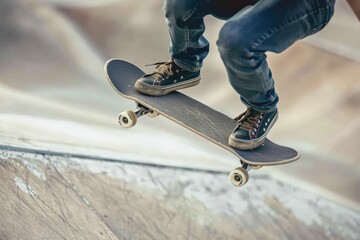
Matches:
[118,110,137,128]
[228,167,249,187]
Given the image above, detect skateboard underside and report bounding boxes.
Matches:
[105,59,300,187]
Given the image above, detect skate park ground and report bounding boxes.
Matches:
[0,1,359,239]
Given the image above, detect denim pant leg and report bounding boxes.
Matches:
[217,0,335,112]
[163,0,210,72]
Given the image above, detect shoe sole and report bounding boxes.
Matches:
[228,111,279,150]
[134,77,201,96]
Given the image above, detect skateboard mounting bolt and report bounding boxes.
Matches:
[234,175,242,182]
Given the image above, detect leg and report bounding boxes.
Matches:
[164,0,258,70]
[164,0,210,72]
[134,0,258,96]
[217,0,335,112]
[218,0,335,150]
[134,0,210,96]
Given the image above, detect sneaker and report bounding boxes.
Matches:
[229,108,278,150]
[134,59,201,96]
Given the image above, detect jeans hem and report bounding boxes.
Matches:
[173,58,201,72]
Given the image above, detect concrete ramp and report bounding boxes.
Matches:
[1,148,359,240]
[1,1,359,239]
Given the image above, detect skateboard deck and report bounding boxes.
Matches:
[105,59,300,187]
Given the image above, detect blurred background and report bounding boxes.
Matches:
[0,0,359,237]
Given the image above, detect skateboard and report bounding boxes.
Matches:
[104,59,300,187]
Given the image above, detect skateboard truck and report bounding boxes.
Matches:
[118,104,159,128]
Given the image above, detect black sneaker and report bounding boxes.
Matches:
[229,108,278,150]
[134,59,200,96]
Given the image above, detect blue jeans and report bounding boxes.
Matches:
[164,0,335,112]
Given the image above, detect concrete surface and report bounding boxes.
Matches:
[1,149,359,240]
[0,1,360,239]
